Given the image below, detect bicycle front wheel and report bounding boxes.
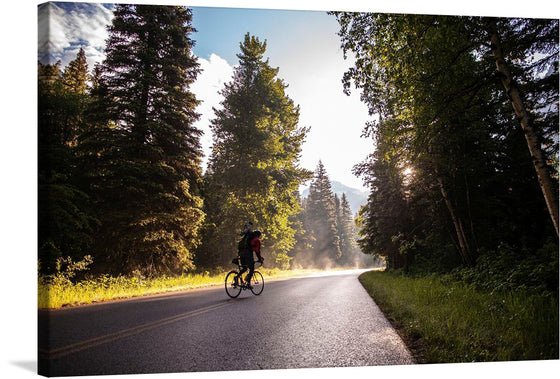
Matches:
[250,271,264,295]
[225,271,241,298]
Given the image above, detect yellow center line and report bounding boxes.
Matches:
[40,302,230,360]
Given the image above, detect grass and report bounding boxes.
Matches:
[359,270,559,363]
[38,266,327,309]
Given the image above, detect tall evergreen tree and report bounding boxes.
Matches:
[304,161,341,267]
[81,5,204,276]
[62,48,88,94]
[198,33,311,269]
[334,193,342,251]
[289,196,314,268]
[337,193,360,265]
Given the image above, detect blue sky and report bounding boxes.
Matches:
[190,6,333,64]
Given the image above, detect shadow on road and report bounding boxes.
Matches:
[224,296,251,303]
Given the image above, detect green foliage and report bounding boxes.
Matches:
[39,255,94,289]
[38,54,97,274]
[199,33,311,269]
[449,240,559,296]
[359,270,559,362]
[353,134,410,270]
[331,12,558,278]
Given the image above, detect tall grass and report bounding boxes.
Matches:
[38,266,322,309]
[359,270,559,362]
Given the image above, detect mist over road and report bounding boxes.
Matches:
[39,269,414,376]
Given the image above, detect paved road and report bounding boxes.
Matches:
[38,269,414,376]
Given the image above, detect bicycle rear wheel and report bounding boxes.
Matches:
[225,271,241,298]
[250,271,264,295]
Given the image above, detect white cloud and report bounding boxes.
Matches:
[38,2,113,68]
[191,53,235,168]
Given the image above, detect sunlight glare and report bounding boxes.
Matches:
[403,166,414,177]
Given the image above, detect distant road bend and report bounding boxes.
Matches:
[39,268,415,376]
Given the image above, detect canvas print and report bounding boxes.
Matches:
[38,1,558,377]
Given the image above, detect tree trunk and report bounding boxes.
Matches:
[464,173,478,251]
[486,19,559,236]
[438,177,474,266]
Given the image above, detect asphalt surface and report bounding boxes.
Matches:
[38,269,414,376]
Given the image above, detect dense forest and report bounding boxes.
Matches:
[39,5,558,295]
[331,13,558,293]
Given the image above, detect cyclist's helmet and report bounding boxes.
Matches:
[253,230,262,237]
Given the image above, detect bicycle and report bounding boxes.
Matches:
[225,259,264,298]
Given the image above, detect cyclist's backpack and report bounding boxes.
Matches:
[237,231,254,252]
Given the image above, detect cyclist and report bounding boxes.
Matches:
[238,230,264,288]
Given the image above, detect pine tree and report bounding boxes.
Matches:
[337,193,360,265]
[82,5,204,276]
[334,193,342,250]
[289,196,314,268]
[304,161,341,267]
[199,33,311,268]
[62,48,88,94]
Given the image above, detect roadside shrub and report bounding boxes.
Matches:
[41,255,94,285]
[450,240,559,296]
